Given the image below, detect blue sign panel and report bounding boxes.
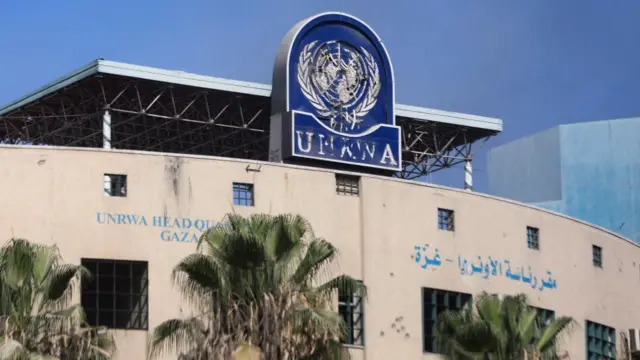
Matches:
[271,12,402,171]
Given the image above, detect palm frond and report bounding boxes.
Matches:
[171,253,227,306]
[148,317,208,359]
[152,213,367,360]
[44,264,89,303]
[535,316,577,353]
[313,275,366,300]
[0,238,116,359]
[517,309,538,349]
[0,239,37,290]
[291,239,339,287]
[436,292,574,360]
[299,339,351,360]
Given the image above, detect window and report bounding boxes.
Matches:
[527,226,540,250]
[593,245,602,268]
[104,174,127,197]
[437,208,454,231]
[530,307,555,344]
[81,258,149,330]
[586,320,616,360]
[336,174,360,196]
[339,286,364,346]
[422,288,471,353]
[233,182,254,206]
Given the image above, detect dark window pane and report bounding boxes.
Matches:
[86,310,97,326]
[115,277,132,294]
[115,294,131,309]
[99,293,114,310]
[84,261,97,276]
[98,276,114,293]
[115,311,131,328]
[98,261,114,275]
[82,294,97,310]
[132,277,148,295]
[115,262,130,277]
[132,263,147,278]
[82,278,97,292]
[98,310,114,327]
[80,258,149,330]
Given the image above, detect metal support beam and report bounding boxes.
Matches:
[103,110,111,149]
[464,158,472,191]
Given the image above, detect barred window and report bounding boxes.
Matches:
[592,245,602,268]
[527,226,540,250]
[339,286,364,346]
[437,208,454,231]
[586,320,615,360]
[233,182,254,206]
[336,174,360,196]
[81,258,149,330]
[422,288,471,353]
[104,174,127,197]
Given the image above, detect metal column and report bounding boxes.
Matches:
[103,110,111,150]
[103,110,112,196]
[464,158,473,191]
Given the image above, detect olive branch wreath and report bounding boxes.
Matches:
[297,41,381,128]
[297,41,332,118]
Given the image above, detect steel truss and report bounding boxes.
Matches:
[0,74,270,160]
[0,73,496,180]
[395,119,492,180]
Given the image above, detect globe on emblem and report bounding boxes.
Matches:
[310,41,369,131]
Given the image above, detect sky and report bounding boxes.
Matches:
[1,0,639,192]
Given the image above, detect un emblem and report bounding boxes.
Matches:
[297,40,380,134]
[271,12,402,171]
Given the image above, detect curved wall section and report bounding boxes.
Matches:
[0,145,637,360]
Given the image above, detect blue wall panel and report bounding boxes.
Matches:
[488,127,562,203]
[560,119,640,242]
[488,118,640,243]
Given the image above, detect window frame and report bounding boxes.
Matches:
[592,245,603,268]
[585,320,616,360]
[104,173,127,197]
[437,208,455,231]
[338,284,364,346]
[335,174,360,196]
[81,258,149,331]
[232,182,255,207]
[422,287,472,353]
[527,226,540,250]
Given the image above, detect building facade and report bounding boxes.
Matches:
[0,145,637,359]
[487,118,640,243]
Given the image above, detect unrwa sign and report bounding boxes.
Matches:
[95,212,223,243]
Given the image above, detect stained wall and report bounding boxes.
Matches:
[0,145,637,360]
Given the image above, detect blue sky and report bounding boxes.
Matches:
[1,0,639,191]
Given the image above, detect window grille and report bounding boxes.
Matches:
[81,258,149,330]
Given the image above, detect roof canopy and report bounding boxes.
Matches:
[0,59,502,179]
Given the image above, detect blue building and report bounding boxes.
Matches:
[488,117,640,243]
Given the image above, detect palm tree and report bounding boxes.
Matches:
[149,213,365,360]
[435,292,575,360]
[0,238,115,359]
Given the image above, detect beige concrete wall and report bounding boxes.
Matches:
[0,145,637,360]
